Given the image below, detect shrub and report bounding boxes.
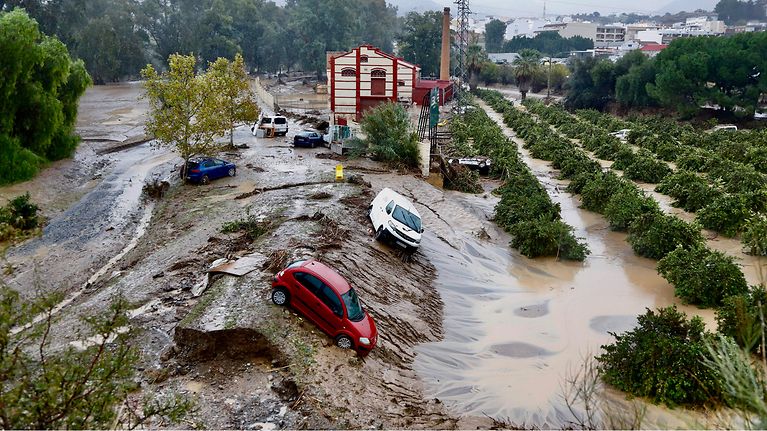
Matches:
[593,139,624,160]
[597,306,721,407]
[676,147,714,172]
[742,214,767,256]
[1,193,39,230]
[696,194,751,237]
[495,180,560,228]
[654,140,682,162]
[657,246,749,307]
[556,151,601,179]
[707,160,766,194]
[0,193,40,242]
[579,171,632,213]
[565,171,597,195]
[655,170,721,212]
[622,150,672,184]
[509,218,589,260]
[603,189,661,231]
[716,287,767,353]
[627,213,704,259]
[360,102,420,169]
[610,146,637,170]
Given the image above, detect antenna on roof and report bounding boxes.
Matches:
[543,0,546,20]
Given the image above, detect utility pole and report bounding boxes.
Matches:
[546,57,552,101]
[455,0,470,110]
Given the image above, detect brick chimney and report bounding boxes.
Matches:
[440,7,450,80]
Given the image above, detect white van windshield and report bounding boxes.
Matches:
[392,205,421,231]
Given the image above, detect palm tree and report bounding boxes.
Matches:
[513,49,541,101]
[465,44,488,91]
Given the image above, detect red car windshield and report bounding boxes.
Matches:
[342,288,364,322]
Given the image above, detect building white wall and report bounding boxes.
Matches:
[328,45,418,117]
[636,30,663,44]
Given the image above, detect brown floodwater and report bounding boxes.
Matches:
[404,102,765,427]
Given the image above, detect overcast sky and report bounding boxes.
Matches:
[427,0,717,17]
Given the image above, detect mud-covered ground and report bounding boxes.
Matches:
[0,83,474,429]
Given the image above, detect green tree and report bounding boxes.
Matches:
[484,19,506,53]
[648,32,767,118]
[503,32,593,56]
[207,53,260,147]
[616,58,658,108]
[360,102,420,169]
[564,57,613,110]
[715,0,767,25]
[0,286,192,428]
[597,306,722,406]
[0,9,91,185]
[513,49,541,100]
[397,10,442,77]
[142,54,228,178]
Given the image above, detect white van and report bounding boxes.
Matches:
[369,188,423,250]
[252,115,289,136]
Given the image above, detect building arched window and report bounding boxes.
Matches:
[371,69,386,78]
[360,54,369,63]
[340,68,356,77]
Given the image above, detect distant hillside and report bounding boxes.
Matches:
[656,0,718,14]
[387,0,442,15]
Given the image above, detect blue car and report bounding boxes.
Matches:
[293,130,325,148]
[184,157,236,184]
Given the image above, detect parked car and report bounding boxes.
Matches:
[271,259,378,355]
[293,130,325,148]
[368,188,423,250]
[251,115,289,136]
[709,124,738,132]
[609,129,631,141]
[447,156,492,175]
[183,157,236,184]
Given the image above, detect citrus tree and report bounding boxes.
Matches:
[142,54,228,177]
[207,53,259,148]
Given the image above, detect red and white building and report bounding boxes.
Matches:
[327,45,420,122]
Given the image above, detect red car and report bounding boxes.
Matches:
[271,259,378,355]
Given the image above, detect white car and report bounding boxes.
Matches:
[609,129,631,141]
[251,115,289,136]
[368,188,423,250]
[710,124,738,132]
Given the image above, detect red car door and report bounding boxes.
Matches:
[291,272,334,334]
[313,283,345,334]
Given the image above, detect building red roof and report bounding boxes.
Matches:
[640,43,668,52]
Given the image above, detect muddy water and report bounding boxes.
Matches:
[404,102,746,427]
